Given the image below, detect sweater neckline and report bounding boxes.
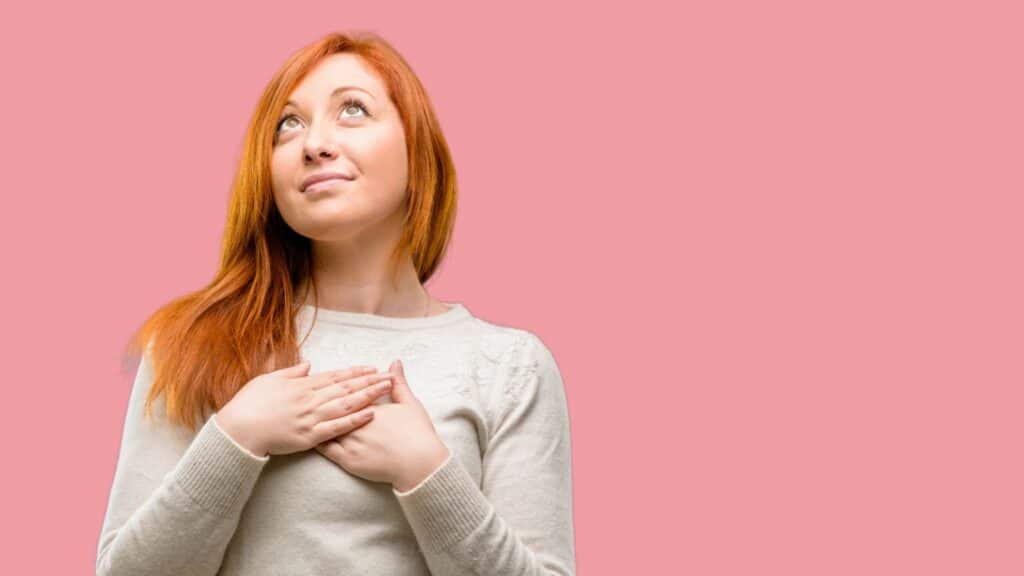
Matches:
[298,301,471,330]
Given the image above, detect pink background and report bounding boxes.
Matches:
[3,1,1022,574]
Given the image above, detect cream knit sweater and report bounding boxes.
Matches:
[96,302,576,575]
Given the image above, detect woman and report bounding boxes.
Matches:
[95,32,576,575]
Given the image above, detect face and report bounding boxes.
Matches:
[270,53,409,243]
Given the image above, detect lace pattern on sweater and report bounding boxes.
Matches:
[473,330,540,429]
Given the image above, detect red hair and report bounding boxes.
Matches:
[123,31,459,432]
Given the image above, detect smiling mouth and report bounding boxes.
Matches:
[302,177,352,193]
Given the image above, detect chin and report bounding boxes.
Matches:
[298,213,371,241]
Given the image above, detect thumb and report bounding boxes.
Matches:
[388,359,415,403]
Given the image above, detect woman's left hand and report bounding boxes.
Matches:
[315,359,451,491]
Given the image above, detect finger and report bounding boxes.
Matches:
[313,377,393,422]
[314,438,345,462]
[308,365,378,390]
[387,359,412,403]
[311,407,375,445]
[311,371,394,405]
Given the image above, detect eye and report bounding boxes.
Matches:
[275,97,371,135]
[339,97,370,119]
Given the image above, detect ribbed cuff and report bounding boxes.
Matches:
[392,452,493,552]
[172,415,270,516]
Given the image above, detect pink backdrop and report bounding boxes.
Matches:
[3,1,1022,574]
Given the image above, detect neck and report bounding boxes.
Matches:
[297,263,435,318]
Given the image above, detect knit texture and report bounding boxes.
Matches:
[96,302,576,575]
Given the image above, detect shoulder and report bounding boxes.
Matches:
[464,318,569,439]
[464,317,563,412]
[465,316,555,373]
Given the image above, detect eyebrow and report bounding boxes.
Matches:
[284,85,375,109]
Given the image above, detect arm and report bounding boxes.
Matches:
[392,331,577,575]
[95,348,270,576]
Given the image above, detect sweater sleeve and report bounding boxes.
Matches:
[95,348,271,576]
[392,331,577,576]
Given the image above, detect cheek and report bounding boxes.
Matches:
[361,130,408,196]
[270,153,303,204]
[270,156,288,194]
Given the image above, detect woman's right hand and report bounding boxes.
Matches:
[214,361,394,458]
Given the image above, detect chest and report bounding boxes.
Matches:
[246,334,490,513]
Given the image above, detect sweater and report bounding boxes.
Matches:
[96,302,576,575]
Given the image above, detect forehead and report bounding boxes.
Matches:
[286,53,386,104]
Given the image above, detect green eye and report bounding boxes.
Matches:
[339,97,370,118]
[275,97,371,134]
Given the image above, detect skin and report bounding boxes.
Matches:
[267,52,451,490]
[316,359,451,493]
[271,51,446,317]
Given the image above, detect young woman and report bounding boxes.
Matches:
[95,32,576,575]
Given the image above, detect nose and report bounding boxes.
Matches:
[302,123,339,162]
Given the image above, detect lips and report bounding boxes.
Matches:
[300,171,355,192]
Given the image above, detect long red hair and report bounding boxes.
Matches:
[123,31,458,432]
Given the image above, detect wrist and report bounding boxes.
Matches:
[394,441,451,492]
[214,413,268,458]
